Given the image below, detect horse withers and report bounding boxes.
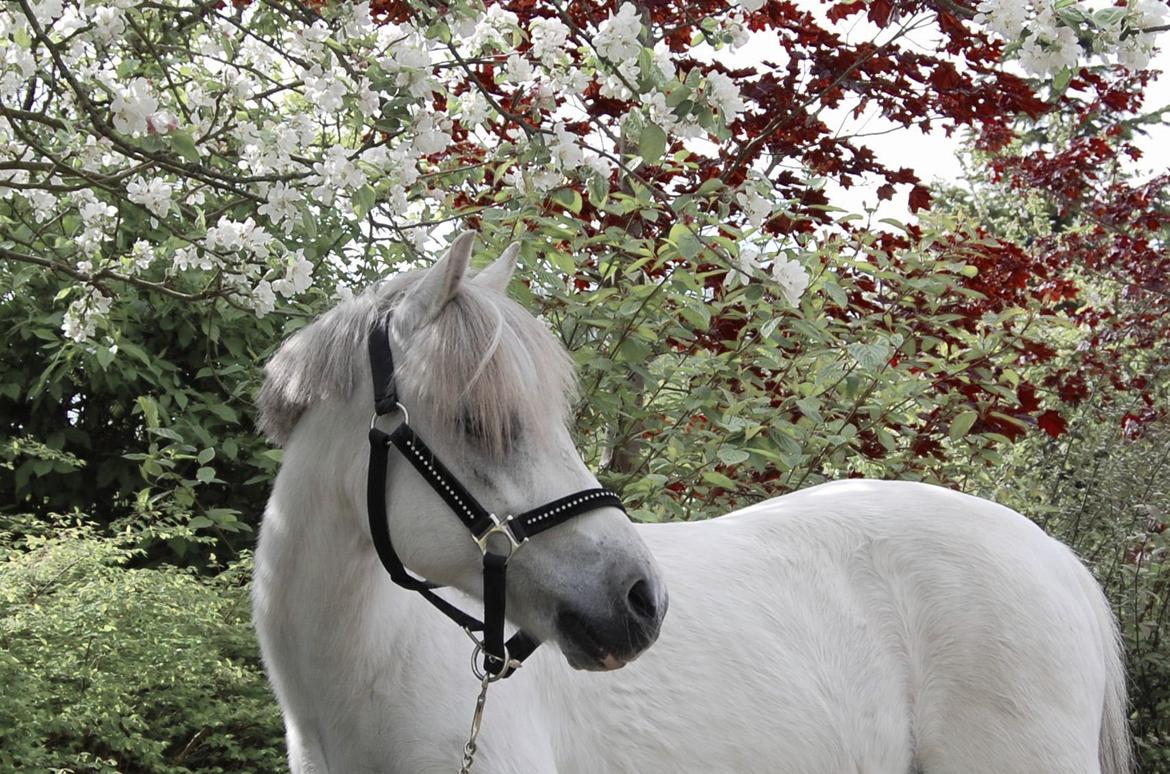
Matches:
[253,234,1131,773]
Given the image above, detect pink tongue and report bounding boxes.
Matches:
[601,654,624,670]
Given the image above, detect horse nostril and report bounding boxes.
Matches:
[626,578,657,622]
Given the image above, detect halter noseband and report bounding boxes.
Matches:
[365,314,626,678]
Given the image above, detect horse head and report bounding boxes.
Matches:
[259,232,667,671]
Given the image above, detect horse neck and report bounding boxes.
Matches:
[260,400,405,634]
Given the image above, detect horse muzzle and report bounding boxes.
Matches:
[554,575,668,671]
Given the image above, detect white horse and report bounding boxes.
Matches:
[253,234,1131,774]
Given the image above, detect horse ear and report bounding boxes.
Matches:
[411,230,475,321]
[472,242,519,293]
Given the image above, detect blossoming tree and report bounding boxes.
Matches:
[1,0,1166,528]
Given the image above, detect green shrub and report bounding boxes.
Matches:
[0,520,285,773]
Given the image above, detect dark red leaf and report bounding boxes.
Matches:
[908,185,932,213]
[1038,410,1068,438]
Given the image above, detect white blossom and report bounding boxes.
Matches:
[583,153,615,179]
[706,71,746,124]
[30,0,64,26]
[734,0,767,11]
[62,289,113,342]
[458,90,490,126]
[258,182,303,234]
[304,67,350,113]
[128,240,155,271]
[974,0,1029,40]
[411,114,451,156]
[594,4,642,64]
[736,186,773,227]
[1017,7,1080,76]
[468,6,519,53]
[126,176,175,219]
[383,37,436,99]
[504,52,535,83]
[530,17,570,65]
[356,78,380,117]
[772,256,810,306]
[340,1,374,42]
[205,217,273,258]
[92,6,128,43]
[307,145,368,205]
[272,250,313,297]
[251,279,277,317]
[76,190,116,227]
[724,246,761,289]
[111,78,159,136]
[173,245,215,272]
[549,123,583,170]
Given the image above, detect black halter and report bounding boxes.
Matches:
[365,315,626,677]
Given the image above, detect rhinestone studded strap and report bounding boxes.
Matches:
[385,422,495,538]
[511,489,626,541]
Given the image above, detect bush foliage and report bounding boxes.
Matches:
[0,520,283,773]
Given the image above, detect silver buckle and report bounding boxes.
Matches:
[473,513,525,557]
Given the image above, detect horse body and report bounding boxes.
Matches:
[258,462,1122,773]
[254,236,1129,774]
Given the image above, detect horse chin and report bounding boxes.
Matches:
[563,648,629,672]
[554,607,642,671]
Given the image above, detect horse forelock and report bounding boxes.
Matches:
[257,270,576,454]
[393,281,578,457]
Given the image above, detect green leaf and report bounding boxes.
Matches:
[196,466,216,483]
[668,223,701,260]
[551,188,583,214]
[639,123,668,164]
[352,185,377,217]
[206,403,238,423]
[696,178,725,196]
[846,340,892,370]
[171,131,200,163]
[188,516,213,529]
[701,471,738,489]
[586,174,609,207]
[949,411,979,441]
[136,396,159,429]
[196,447,215,464]
[716,447,750,465]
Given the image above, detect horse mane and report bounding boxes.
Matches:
[256,269,578,455]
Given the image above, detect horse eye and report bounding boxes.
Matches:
[460,412,487,440]
[458,412,523,446]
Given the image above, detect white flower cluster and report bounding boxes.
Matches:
[722,246,810,306]
[975,0,1167,75]
[771,257,810,307]
[0,0,838,344]
[594,4,643,64]
[62,288,112,342]
[706,72,747,125]
[736,183,774,228]
[126,176,174,222]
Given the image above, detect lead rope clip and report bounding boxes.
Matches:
[459,674,492,774]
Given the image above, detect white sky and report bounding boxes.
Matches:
[719,15,1170,223]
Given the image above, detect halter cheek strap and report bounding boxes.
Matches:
[366,315,625,677]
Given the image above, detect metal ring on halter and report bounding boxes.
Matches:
[473,513,526,558]
[470,642,521,682]
[369,401,410,430]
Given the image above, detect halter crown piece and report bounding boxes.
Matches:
[365,314,627,678]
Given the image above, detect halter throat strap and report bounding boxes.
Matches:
[365,314,624,677]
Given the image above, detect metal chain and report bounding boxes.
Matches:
[459,674,493,774]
